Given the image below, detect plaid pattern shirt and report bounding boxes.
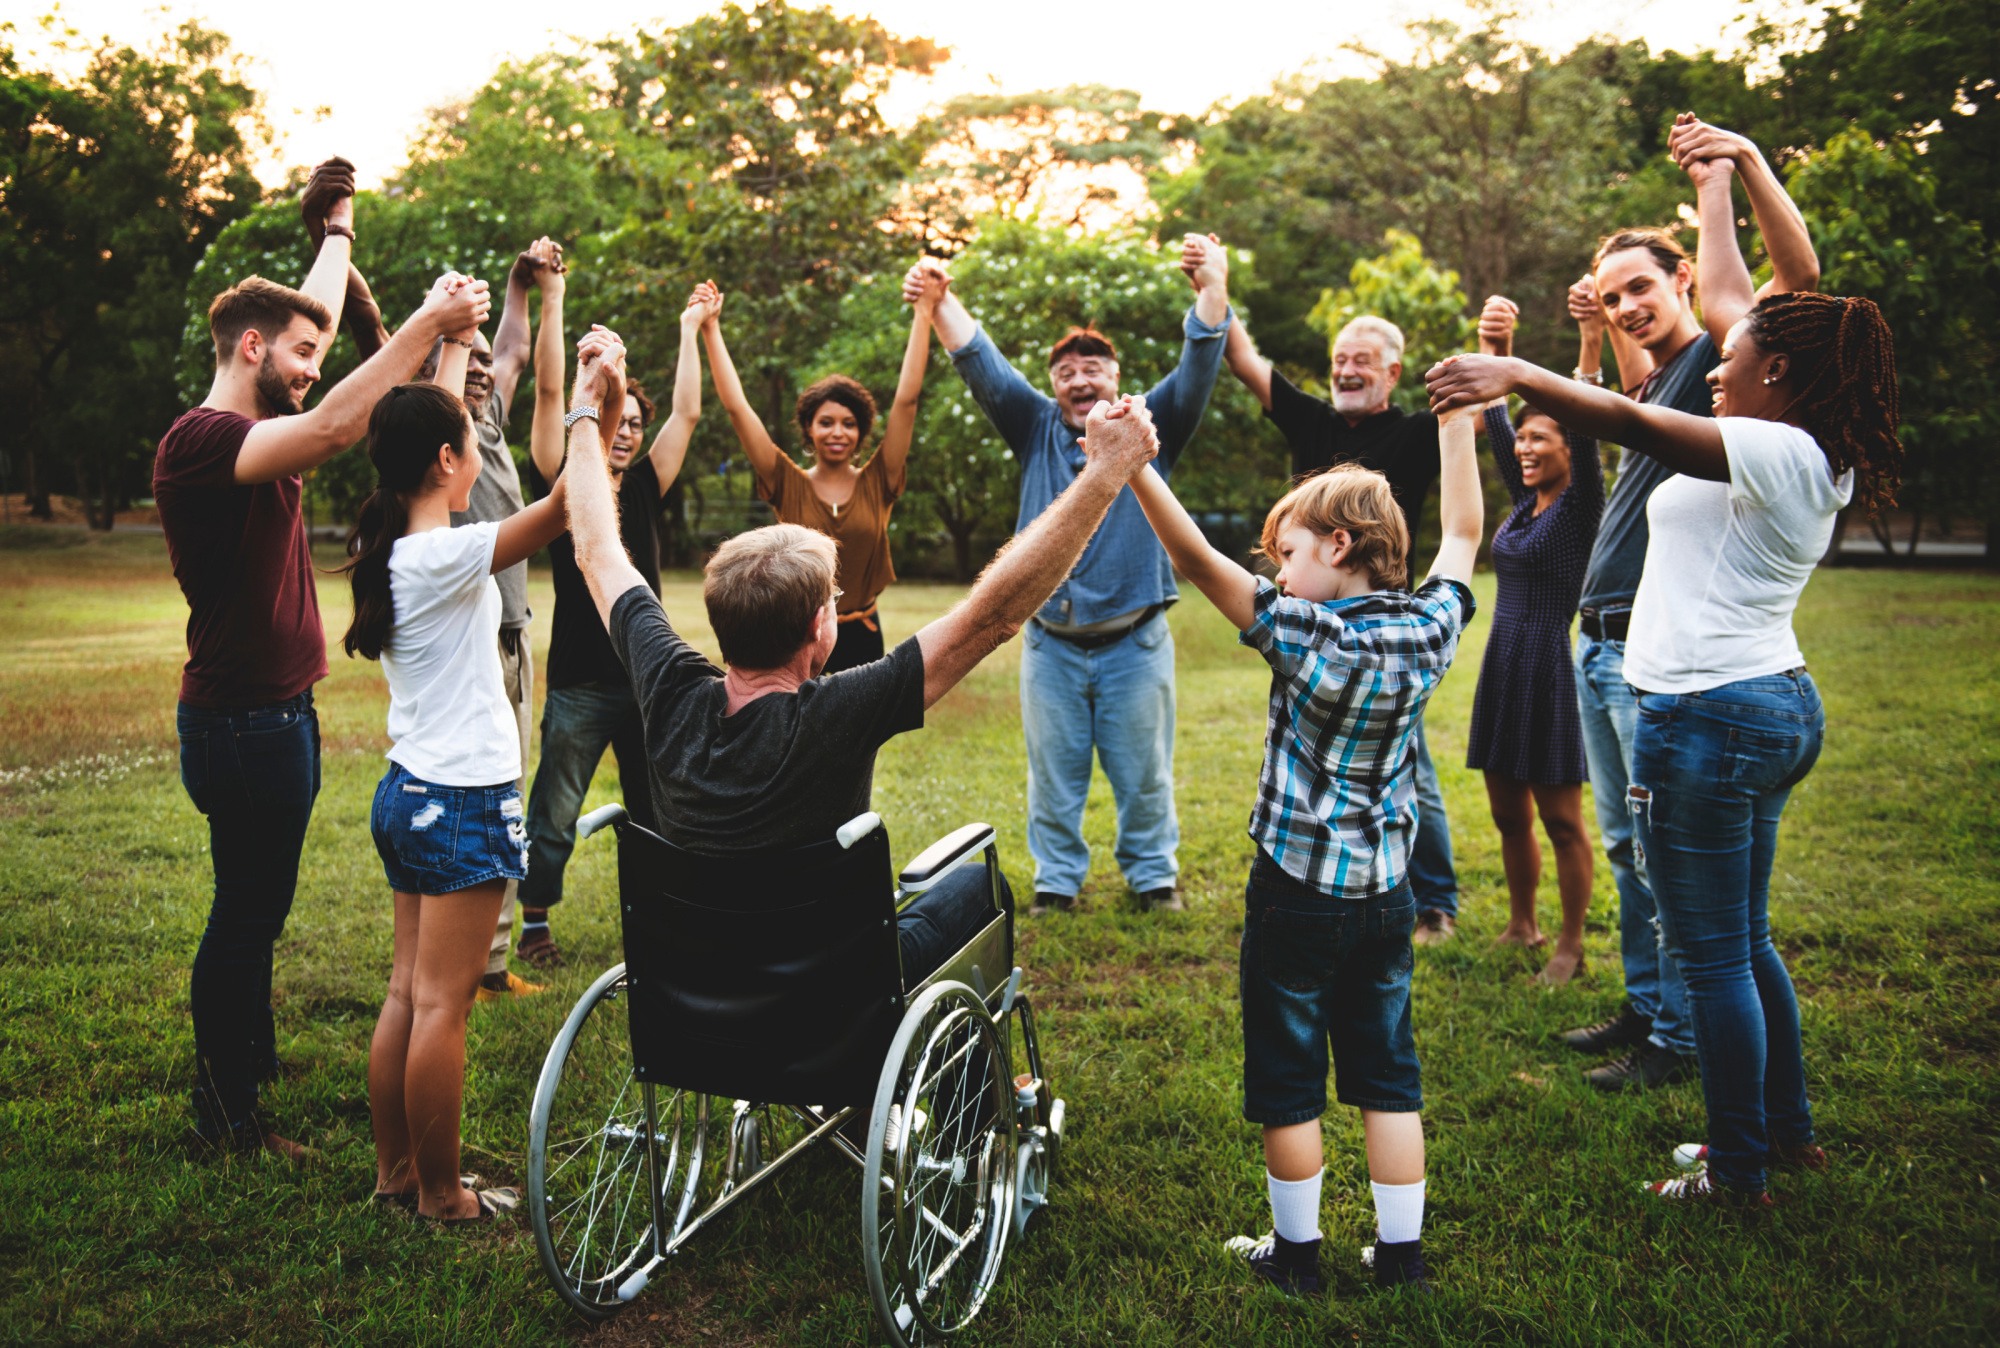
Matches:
[1240,574,1476,898]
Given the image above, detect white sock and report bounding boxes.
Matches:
[1371,1178,1426,1245]
[1267,1170,1323,1244]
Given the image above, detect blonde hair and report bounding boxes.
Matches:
[1260,465,1409,590]
[703,524,838,669]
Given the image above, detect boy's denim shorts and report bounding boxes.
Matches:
[370,762,528,895]
[1240,850,1422,1126]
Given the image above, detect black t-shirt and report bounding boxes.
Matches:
[1266,369,1441,530]
[609,586,927,851]
[529,456,666,689]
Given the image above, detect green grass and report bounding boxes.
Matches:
[2,530,1996,1345]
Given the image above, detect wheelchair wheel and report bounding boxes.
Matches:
[528,963,716,1320]
[861,982,1016,1346]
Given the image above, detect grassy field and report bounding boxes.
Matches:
[1,526,1996,1346]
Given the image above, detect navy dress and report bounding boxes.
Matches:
[1465,404,1605,784]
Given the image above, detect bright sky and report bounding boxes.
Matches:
[24,0,1791,186]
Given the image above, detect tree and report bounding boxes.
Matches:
[1785,128,2000,556]
[0,18,265,524]
[811,217,1277,579]
[1308,230,1472,416]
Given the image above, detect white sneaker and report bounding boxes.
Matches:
[1673,1143,1708,1170]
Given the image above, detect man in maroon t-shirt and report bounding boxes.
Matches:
[158,161,490,1159]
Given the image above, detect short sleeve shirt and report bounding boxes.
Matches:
[381,523,520,786]
[758,450,900,614]
[1239,574,1474,897]
[530,456,665,690]
[609,586,926,850]
[450,387,529,629]
[154,407,327,708]
[1265,371,1441,531]
[1624,419,1851,694]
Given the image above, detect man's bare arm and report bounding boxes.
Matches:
[527,269,568,482]
[566,331,643,630]
[915,398,1159,708]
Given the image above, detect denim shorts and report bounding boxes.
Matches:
[370,762,528,895]
[1240,851,1422,1125]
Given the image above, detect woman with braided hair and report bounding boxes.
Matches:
[1426,119,1901,1207]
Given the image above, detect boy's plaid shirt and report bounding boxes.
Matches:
[1239,574,1475,898]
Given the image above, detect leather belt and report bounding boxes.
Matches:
[1579,606,1630,642]
[1035,605,1162,650]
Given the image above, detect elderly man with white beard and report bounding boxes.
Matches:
[1213,282,1463,946]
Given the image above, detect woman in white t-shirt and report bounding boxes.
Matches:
[1425,128,1902,1206]
[339,339,618,1223]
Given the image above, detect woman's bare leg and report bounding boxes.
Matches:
[1532,783,1593,986]
[1484,772,1545,948]
[407,880,506,1219]
[369,891,422,1195]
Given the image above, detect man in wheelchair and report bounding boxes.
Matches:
[557,330,1163,977]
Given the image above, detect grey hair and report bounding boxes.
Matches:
[1334,315,1407,366]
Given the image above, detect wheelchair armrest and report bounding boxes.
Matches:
[898,822,995,893]
[578,803,628,841]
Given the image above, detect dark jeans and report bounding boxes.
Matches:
[826,615,886,675]
[1408,715,1459,917]
[898,862,1011,985]
[521,683,654,910]
[1630,671,1824,1192]
[176,690,321,1136]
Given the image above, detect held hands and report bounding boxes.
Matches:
[1179,233,1227,294]
[300,156,357,247]
[1477,295,1518,357]
[1426,353,1518,415]
[419,271,491,338]
[511,236,566,290]
[575,325,628,436]
[1669,112,1747,188]
[1568,274,1607,338]
[682,280,723,330]
[1078,395,1159,480]
[901,257,950,308]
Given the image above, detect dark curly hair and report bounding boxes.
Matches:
[795,374,876,445]
[1745,292,1903,516]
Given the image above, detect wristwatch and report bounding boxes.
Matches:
[564,406,600,430]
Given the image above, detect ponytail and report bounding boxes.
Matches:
[339,383,472,660]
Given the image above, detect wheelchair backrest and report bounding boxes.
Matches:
[614,820,906,1108]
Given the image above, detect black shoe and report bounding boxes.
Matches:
[1139,886,1185,913]
[1224,1231,1323,1298]
[1558,1003,1652,1054]
[1028,892,1075,916]
[1585,1040,1697,1092]
[1365,1238,1434,1293]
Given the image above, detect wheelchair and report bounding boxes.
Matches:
[526,803,1066,1345]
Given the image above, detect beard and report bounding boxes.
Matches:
[255,354,306,417]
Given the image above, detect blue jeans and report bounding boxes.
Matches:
[176,690,321,1137]
[899,864,1013,985]
[1629,671,1824,1192]
[1576,636,1693,1054]
[370,763,528,895]
[1240,852,1421,1125]
[521,683,655,910]
[1407,716,1458,917]
[1019,613,1178,895]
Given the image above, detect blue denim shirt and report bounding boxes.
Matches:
[947,306,1233,626]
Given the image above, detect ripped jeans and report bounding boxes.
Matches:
[1627,671,1824,1192]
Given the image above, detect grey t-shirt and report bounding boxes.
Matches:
[1577,333,1720,613]
[609,585,926,848]
[449,387,529,629]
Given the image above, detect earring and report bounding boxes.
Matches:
[1762,376,1776,385]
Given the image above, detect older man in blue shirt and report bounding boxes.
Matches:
[905,239,1233,914]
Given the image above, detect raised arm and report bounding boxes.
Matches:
[1427,401,1484,584]
[642,287,713,499]
[1427,354,1726,482]
[1130,462,1258,630]
[1686,155,1759,350]
[1670,115,1819,300]
[1147,235,1233,470]
[1484,403,1526,501]
[908,259,1052,450]
[907,257,977,352]
[875,276,939,496]
[698,290,784,495]
[915,397,1159,708]
[493,471,568,573]
[565,330,643,629]
[296,157,355,335]
[1221,317,1275,410]
[527,263,568,482]
[341,265,391,362]
[233,274,490,486]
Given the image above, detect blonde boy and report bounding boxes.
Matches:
[1121,397,1482,1296]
